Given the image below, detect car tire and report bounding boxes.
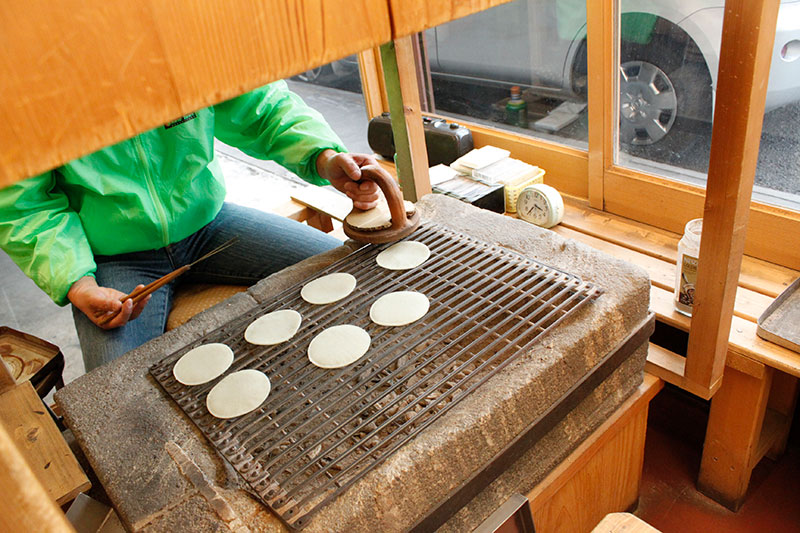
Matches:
[618,27,713,148]
[294,65,333,84]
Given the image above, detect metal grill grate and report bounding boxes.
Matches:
[150,223,602,529]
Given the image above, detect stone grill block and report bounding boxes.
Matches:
[148,222,601,530]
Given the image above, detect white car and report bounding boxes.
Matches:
[315,0,800,147]
[427,0,800,145]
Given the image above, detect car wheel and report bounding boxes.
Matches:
[619,60,677,145]
[295,65,330,83]
[618,24,713,150]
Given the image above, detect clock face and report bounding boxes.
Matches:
[517,189,551,226]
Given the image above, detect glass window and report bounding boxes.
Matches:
[753,1,800,210]
[615,3,718,189]
[420,0,589,150]
[616,0,800,213]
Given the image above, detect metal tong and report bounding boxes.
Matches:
[97,237,238,326]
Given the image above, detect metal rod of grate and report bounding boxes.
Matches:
[151,223,601,530]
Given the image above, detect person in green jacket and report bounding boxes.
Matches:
[0,80,382,371]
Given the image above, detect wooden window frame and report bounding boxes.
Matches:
[357,1,799,272]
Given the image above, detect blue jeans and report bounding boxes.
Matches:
[73,203,341,371]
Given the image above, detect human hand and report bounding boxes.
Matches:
[67,276,151,329]
[315,150,382,210]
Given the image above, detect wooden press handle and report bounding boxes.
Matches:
[359,165,408,230]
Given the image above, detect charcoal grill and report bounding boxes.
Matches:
[150,222,602,530]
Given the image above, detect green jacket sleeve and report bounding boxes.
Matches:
[213,80,347,186]
[0,171,97,306]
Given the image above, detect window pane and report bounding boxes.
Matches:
[754,1,800,210]
[616,0,800,213]
[615,3,717,188]
[421,0,589,150]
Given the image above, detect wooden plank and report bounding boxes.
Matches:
[698,365,774,511]
[528,374,662,533]
[603,170,800,272]
[766,373,798,458]
[648,286,768,380]
[379,37,432,202]
[561,196,797,298]
[358,48,389,119]
[387,0,514,39]
[591,513,660,533]
[552,225,774,323]
[728,316,800,379]
[646,343,719,400]
[0,423,75,533]
[586,0,616,209]
[0,0,392,186]
[291,187,352,222]
[688,3,780,387]
[0,382,90,505]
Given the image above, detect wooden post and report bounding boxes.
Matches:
[684,0,780,389]
[358,48,389,119]
[698,365,773,511]
[586,0,617,210]
[379,37,432,202]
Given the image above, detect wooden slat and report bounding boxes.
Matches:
[0,0,392,186]
[603,168,800,271]
[0,423,75,533]
[379,37,432,201]
[561,196,797,298]
[766,372,799,458]
[387,0,514,39]
[358,48,389,119]
[698,365,774,511]
[586,0,616,209]
[551,225,774,323]
[0,382,90,505]
[688,0,780,388]
[647,284,800,380]
[528,374,662,533]
[645,343,719,400]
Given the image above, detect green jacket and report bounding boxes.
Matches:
[0,81,346,305]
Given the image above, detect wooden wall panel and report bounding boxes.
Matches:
[0,0,391,186]
[388,0,514,38]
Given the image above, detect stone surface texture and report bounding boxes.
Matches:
[56,195,651,532]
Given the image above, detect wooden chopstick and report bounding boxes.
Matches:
[96,237,238,327]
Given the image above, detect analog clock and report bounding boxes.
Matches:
[516,184,564,228]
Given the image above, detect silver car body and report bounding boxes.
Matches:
[427,0,800,112]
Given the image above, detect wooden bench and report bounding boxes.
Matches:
[551,196,799,511]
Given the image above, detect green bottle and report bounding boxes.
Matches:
[505,86,528,128]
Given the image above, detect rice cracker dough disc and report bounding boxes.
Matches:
[370,291,430,326]
[206,369,271,419]
[245,309,302,345]
[301,273,357,305]
[376,241,431,270]
[308,325,371,369]
[173,343,234,386]
[345,200,416,231]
